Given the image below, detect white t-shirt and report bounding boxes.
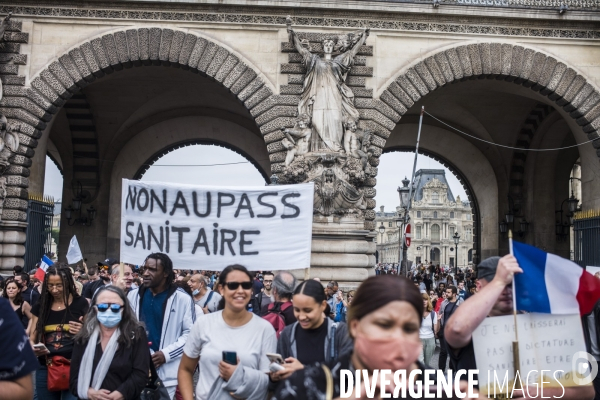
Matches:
[194,289,222,313]
[183,311,277,400]
[420,311,437,339]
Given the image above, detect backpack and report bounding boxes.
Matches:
[263,301,292,338]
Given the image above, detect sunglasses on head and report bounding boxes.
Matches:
[96,303,124,313]
[224,281,253,290]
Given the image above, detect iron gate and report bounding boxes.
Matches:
[24,196,55,271]
[573,212,600,269]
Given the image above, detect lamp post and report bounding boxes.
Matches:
[397,177,411,276]
[378,223,386,262]
[453,231,460,275]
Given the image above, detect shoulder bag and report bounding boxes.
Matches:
[140,355,170,400]
[46,355,70,392]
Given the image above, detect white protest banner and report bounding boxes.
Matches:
[120,179,314,271]
[472,313,589,399]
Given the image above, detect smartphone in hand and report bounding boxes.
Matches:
[266,353,285,365]
[33,343,49,353]
[222,351,237,365]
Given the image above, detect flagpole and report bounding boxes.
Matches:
[508,229,521,390]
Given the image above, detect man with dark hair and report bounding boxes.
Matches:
[326,280,339,319]
[445,256,594,399]
[83,258,118,300]
[252,271,264,296]
[252,271,274,315]
[127,252,195,398]
[14,272,39,307]
[12,265,22,276]
[437,284,461,371]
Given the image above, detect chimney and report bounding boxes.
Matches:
[380,205,385,213]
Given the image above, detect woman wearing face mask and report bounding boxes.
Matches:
[70,286,148,400]
[30,265,88,400]
[2,278,32,332]
[178,264,277,400]
[273,275,478,399]
[271,280,353,383]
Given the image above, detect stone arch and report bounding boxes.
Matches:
[384,146,483,263]
[377,42,600,157]
[1,27,288,224]
[133,139,270,182]
[509,103,555,200]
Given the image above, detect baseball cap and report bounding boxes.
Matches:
[98,258,119,266]
[476,256,502,282]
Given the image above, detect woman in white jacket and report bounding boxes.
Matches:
[178,264,277,400]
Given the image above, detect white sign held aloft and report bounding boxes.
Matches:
[66,235,84,264]
[120,179,314,271]
[472,313,589,398]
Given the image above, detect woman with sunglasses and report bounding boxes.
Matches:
[30,265,88,400]
[70,285,149,400]
[179,264,277,400]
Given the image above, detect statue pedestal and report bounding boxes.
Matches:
[289,216,376,289]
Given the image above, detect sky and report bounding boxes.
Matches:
[43,145,468,208]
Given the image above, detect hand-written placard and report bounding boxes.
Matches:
[473,313,587,398]
[120,179,314,271]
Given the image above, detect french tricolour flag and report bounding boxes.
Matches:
[33,255,54,281]
[513,240,600,315]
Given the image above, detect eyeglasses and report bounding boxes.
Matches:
[263,280,273,283]
[225,281,253,290]
[96,303,124,313]
[47,284,63,290]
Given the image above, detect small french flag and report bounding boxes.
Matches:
[513,240,600,315]
[33,255,54,281]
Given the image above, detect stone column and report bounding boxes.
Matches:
[296,216,376,289]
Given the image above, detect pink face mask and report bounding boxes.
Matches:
[353,330,422,372]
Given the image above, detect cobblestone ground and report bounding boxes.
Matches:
[428,339,450,370]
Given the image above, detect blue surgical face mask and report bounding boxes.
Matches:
[192,289,200,296]
[97,310,122,328]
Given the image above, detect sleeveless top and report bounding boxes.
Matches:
[13,302,26,329]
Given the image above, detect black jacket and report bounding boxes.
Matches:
[582,301,600,357]
[70,326,149,400]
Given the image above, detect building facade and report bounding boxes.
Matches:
[376,170,474,268]
[0,1,598,282]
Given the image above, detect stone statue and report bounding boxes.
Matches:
[343,119,370,169]
[0,13,12,50]
[286,16,369,153]
[281,114,312,166]
[313,167,367,216]
[0,115,20,162]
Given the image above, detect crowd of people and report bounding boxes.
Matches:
[0,254,598,399]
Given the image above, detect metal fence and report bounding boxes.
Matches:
[24,197,55,271]
[573,215,600,269]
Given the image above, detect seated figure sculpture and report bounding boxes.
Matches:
[343,119,370,169]
[281,114,312,166]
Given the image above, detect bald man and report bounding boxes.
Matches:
[188,274,222,313]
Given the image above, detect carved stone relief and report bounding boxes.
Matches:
[276,18,377,217]
[0,13,19,220]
